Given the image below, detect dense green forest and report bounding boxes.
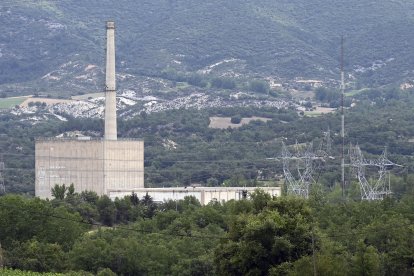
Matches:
[1,188,414,275]
[1,0,414,95]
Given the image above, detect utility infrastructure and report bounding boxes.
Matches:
[340,36,346,197]
[281,131,332,198]
[349,144,400,200]
[0,155,5,194]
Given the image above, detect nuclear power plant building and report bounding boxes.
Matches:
[35,21,281,202]
[35,21,144,199]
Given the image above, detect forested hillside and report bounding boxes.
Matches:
[1,0,414,96]
[2,87,414,197]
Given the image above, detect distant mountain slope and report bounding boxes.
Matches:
[1,0,413,95]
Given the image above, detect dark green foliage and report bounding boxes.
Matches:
[0,195,86,250]
[5,240,67,273]
[80,191,99,205]
[230,115,241,124]
[96,268,117,276]
[215,195,313,275]
[1,192,414,274]
[314,87,340,103]
[211,77,237,90]
[249,80,270,94]
[51,184,68,200]
[96,195,116,226]
[187,74,208,88]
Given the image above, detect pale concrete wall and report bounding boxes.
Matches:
[35,140,104,199]
[107,187,281,205]
[35,139,144,199]
[104,140,144,193]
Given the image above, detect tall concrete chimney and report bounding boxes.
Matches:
[104,21,117,140]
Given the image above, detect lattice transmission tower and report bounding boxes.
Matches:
[281,131,332,198]
[349,144,400,200]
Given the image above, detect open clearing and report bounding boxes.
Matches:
[20,97,76,107]
[304,106,336,117]
[0,96,30,109]
[209,116,272,129]
[72,92,104,100]
[345,88,370,96]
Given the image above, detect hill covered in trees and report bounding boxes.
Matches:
[1,0,414,96]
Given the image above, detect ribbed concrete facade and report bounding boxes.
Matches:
[35,139,144,199]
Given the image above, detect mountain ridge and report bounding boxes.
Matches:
[1,0,413,96]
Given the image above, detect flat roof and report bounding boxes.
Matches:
[36,137,143,142]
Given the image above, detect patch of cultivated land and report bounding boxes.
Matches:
[304,106,336,116]
[290,90,315,100]
[209,116,272,129]
[72,92,104,100]
[20,97,76,107]
[0,96,29,109]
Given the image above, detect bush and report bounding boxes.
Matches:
[231,116,242,124]
[249,80,270,94]
[211,77,236,89]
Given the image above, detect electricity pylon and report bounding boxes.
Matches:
[281,130,331,198]
[349,144,400,200]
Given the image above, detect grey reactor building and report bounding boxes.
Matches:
[35,21,144,199]
[35,21,280,202]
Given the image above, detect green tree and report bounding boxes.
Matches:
[5,240,67,272]
[142,193,157,219]
[230,115,242,124]
[351,241,381,276]
[51,184,67,200]
[249,80,270,94]
[214,197,313,275]
[69,236,112,273]
[80,191,99,205]
[97,268,117,276]
[96,195,116,226]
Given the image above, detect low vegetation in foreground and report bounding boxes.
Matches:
[1,187,414,275]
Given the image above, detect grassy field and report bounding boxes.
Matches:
[0,97,27,109]
[71,92,104,100]
[209,116,272,129]
[345,88,370,96]
[304,106,336,117]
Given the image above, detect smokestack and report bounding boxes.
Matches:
[104,21,117,140]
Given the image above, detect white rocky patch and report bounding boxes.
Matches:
[51,113,68,121]
[162,139,178,150]
[121,90,136,98]
[118,97,136,106]
[198,58,240,74]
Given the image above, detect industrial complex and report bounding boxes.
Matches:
[35,21,281,203]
